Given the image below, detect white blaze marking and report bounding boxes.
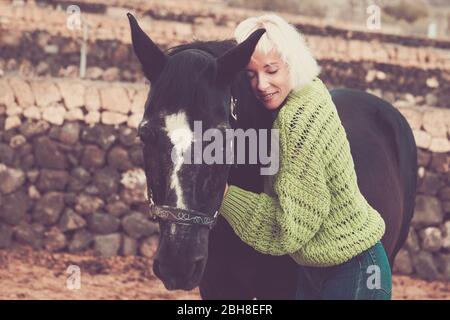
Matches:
[164,112,193,209]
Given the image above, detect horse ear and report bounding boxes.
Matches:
[127,13,168,82]
[215,28,266,85]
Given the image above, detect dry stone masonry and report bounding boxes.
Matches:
[0,77,449,281]
[0,0,449,281]
[0,77,156,258]
[392,107,450,281]
[1,1,449,107]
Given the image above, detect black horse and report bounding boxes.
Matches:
[127,14,417,299]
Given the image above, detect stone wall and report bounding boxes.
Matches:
[0,76,449,280]
[1,1,449,107]
[1,30,447,108]
[0,76,157,258]
[393,107,450,281]
[25,0,450,49]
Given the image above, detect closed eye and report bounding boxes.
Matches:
[141,130,159,144]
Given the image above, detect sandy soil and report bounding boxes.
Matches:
[0,246,448,300]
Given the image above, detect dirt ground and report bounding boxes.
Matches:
[0,246,448,300]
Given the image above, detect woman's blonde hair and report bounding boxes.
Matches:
[234,14,320,90]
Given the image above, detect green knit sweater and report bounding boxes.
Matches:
[220,77,386,267]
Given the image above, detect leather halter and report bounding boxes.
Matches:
[145,97,235,229]
[149,204,219,230]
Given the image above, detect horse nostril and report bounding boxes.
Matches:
[183,257,206,290]
[192,256,206,277]
[183,257,203,280]
[153,259,178,290]
[194,259,204,275]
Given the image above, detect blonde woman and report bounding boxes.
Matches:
[220,14,392,300]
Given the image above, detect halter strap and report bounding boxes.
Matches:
[230,95,238,121]
[149,204,219,230]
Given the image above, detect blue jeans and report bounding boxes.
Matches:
[295,241,392,300]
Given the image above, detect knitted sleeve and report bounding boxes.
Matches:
[220,80,334,255]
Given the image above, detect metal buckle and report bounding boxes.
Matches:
[230,96,237,121]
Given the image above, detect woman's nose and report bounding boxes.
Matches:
[257,75,270,91]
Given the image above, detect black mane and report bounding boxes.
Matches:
[166,40,274,128]
[148,39,274,192]
[146,40,238,123]
[145,39,273,133]
[166,40,236,58]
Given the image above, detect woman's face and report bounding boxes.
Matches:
[245,49,291,110]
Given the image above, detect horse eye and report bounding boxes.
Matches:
[138,128,157,144]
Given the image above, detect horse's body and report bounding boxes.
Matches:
[201,86,418,299]
[127,15,417,299]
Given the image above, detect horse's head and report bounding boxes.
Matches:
[128,13,264,290]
